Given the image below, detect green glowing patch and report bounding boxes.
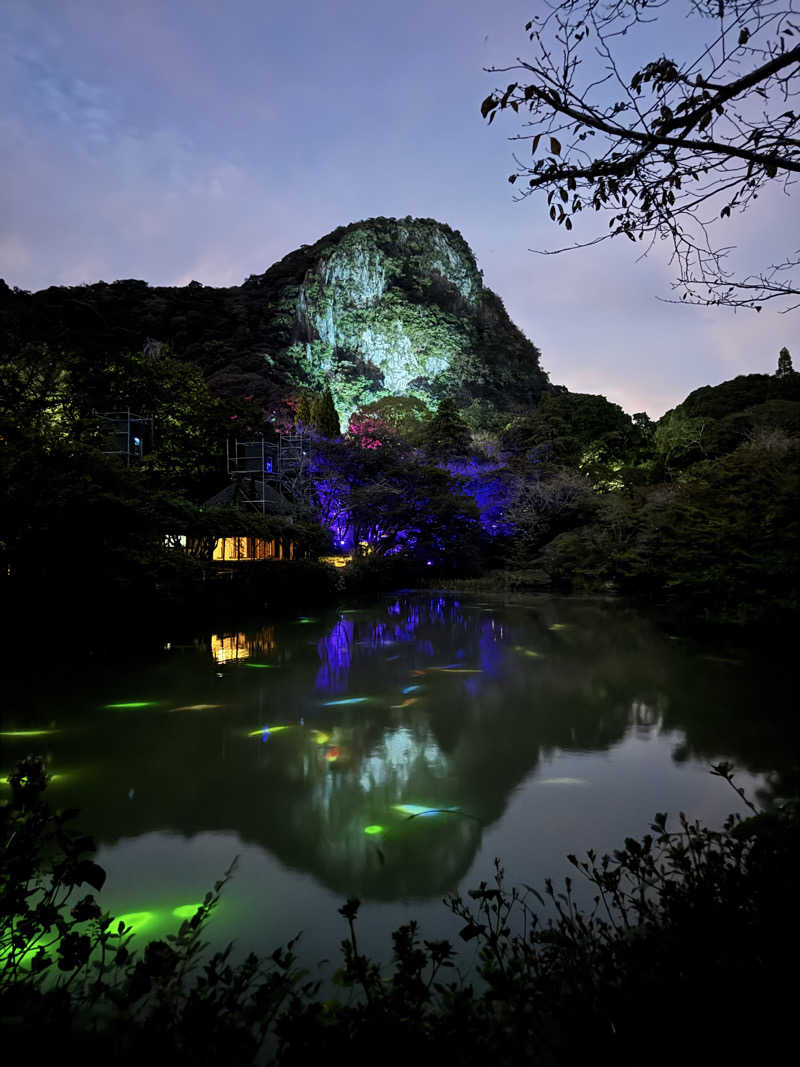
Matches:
[536,777,588,786]
[105,702,157,709]
[311,730,331,744]
[172,904,203,920]
[548,623,570,632]
[393,804,461,818]
[0,729,58,738]
[247,725,292,736]
[322,697,368,706]
[114,911,154,933]
[363,825,384,835]
[245,663,279,669]
[294,617,319,624]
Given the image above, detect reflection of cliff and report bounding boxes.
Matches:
[5,595,795,900]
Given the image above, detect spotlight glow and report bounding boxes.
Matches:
[0,729,58,738]
[106,702,156,709]
[113,911,154,933]
[172,904,203,920]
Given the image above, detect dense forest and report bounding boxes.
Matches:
[2,218,798,633]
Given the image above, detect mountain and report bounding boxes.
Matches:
[0,216,553,424]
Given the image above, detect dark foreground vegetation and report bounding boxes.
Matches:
[3,756,798,1065]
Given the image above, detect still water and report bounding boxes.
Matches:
[2,593,797,968]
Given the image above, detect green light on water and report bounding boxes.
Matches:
[114,911,154,933]
[0,729,58,738]
[172,904,202,920]
[364,825,384,835]
[245,663,278,669]
[322,697,368,706]
[247,725,292,736]
[295,617,318,624]
[106,702,157,709]
[548,623,569,632]
[393,804,461,818]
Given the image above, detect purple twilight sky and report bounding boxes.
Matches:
[1,0,795,417]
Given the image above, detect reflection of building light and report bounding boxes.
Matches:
[212,633,249,663]
[211,626,276,664]
[364,825,384,835]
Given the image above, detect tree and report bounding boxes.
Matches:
[777,345,795,375]
[294,391,313,429]
[424,398,473,457]
[310,387,341,437]
[482,0,800,311]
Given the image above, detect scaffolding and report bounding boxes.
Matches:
[225,433,309,514]
[99,409,152,465]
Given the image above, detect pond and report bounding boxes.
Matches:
[2,592,797,970]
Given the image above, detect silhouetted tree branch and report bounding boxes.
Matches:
[482,0,800,311]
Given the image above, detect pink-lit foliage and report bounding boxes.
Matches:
[347,413,389,450]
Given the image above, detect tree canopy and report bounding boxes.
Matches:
[482,0,800,311]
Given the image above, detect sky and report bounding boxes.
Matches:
[1,0,795,417]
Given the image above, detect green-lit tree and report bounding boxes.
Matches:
[311,387,341,437]
[294,391,313,428]
[777,347,794,377]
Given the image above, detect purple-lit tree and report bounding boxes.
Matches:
[309,435,481,563]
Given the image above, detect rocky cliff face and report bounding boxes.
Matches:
[245,216,551,423]
[0,216,552,425]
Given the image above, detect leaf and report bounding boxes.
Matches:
[559,187,568,202]
[500,83,518,108]
[508,174,517,184]
[459,923,484,942]
[76,860,106,891]
[531,133,541,155]
[738,27,750,45]
[480,94,496,119]
[550,136,562,156]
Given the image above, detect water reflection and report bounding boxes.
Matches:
[210,625,276,664]
[2,595,798,906]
